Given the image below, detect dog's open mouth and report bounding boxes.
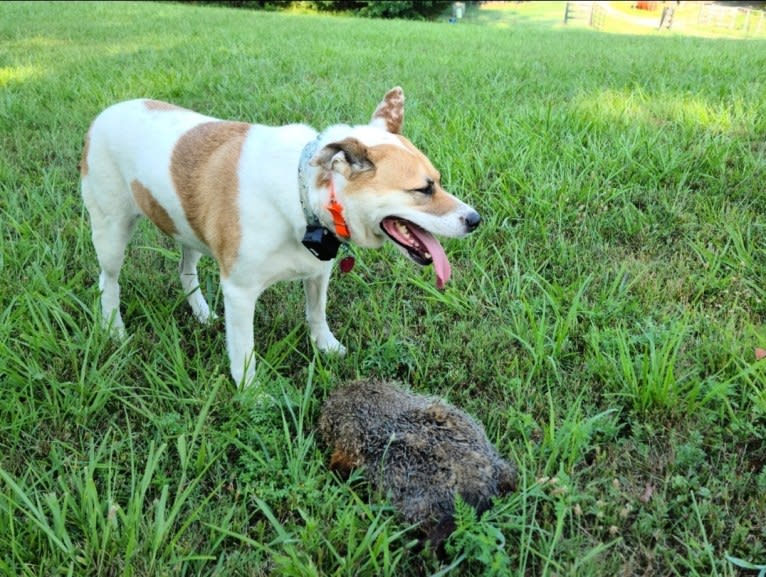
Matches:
[380,217,451,289]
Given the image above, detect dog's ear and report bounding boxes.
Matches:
[311,137,374,179]
[370,86,404,134]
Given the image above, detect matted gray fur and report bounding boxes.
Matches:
[318,379,516,554]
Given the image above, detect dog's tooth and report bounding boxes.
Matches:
[397,222,413,242]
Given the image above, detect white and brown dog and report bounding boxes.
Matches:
[80,87,480,386]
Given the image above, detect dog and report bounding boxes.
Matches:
[80,88,481,386]
[318,379,516,556]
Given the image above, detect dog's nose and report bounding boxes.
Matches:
[463,211,481,232]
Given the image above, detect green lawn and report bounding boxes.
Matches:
[1,1,765,575]
[460,1,766,39]
[458,1,569,29]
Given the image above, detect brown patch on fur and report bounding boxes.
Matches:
[144,99,188,112]
[131,179,178,236]
[80,127,91,177]
[312,138,374,180]
[347,138,460,217]
[371,87,405,134]
[170,121,249,276]
[329,448,361,476]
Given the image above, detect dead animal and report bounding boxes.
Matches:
[318,379,516,555]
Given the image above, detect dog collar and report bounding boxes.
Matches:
[298,138,323,230]
[297,139,354,264]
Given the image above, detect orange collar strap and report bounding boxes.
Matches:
[325,177,351,240]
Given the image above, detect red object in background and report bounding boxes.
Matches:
[635,1,659,10]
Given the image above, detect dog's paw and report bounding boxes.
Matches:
[193,308,218,324]
[330,342,347,357]
[233,384,278,421]
[104,317,127,340]
[188,296,217,324]
[315,335,347,356]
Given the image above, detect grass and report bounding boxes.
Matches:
[1,1,765,575]
[460,1,766,39]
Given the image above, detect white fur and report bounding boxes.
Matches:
[81,90,479,387]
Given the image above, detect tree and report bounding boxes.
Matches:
[309,0,450,20]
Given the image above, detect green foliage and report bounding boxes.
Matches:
[356,1,449,20]
[185,0,300,11]
[207,0,451,20]
[443,497,512,576]
[727,556,766,577]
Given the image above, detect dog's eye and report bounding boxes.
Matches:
[412,179,434,196]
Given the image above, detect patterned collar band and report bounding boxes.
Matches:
[297,137,322,228]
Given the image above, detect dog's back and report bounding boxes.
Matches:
[318,379,516,553]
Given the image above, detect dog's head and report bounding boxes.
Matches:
[310,87,480,289]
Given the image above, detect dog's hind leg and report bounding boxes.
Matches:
[304,269,346,355]
[83,195,138,338]
[179,246,216,323]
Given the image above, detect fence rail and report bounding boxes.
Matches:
[563,1,765,37]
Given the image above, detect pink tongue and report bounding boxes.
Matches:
[410,227,451,289]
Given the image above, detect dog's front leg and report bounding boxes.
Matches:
[221,280,261,387]
[304,269,346,356]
